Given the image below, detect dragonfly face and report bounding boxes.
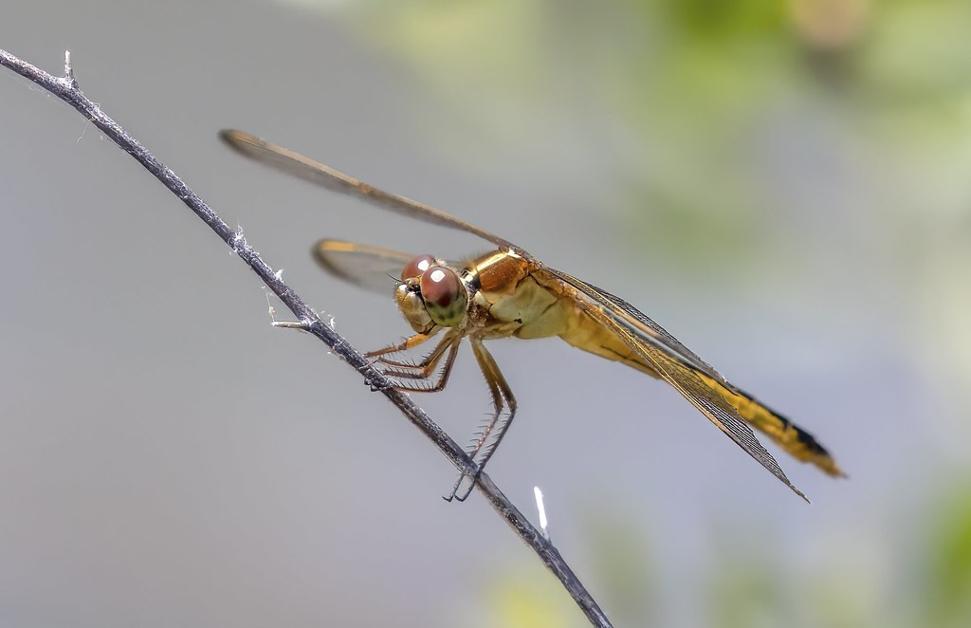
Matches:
[221,128,845,503]
[396,255,470,332]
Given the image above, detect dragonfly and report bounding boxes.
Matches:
[221,129,844,503]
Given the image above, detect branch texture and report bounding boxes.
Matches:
[0,49,611,627]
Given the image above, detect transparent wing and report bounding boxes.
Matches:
[220,129,835,493]
[536,266,811,501]
[555,267,844,477]
[586,278,723,380]
[221,129,517,250]
[312,239,413,295]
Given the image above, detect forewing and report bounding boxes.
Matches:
[221,129,517,250]
[537,266,808,501]
[313,239,412,295]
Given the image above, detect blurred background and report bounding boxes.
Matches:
[2,1,970,626]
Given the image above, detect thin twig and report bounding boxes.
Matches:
[0,49,612,627]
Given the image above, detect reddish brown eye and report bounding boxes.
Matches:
[401,254,435,281]
[419,266,461,307]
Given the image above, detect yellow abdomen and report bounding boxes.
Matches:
[557,296,844,477]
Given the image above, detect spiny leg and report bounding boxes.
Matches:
[375,332,455,372]
[386,337,460,393]
[444,338,518,502]
[362,333,440,391]
[381,333,457,382]
[472,340,518,472]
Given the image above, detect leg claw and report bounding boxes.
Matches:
[442,472,477,503]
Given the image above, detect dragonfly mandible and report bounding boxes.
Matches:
[221,129,844,502]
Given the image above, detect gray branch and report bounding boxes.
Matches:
[0,48,612,627]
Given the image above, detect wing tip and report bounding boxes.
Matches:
[311,238,338,273]
[219,128,260,156]
[310,239,359,284]
[218,127,241,145]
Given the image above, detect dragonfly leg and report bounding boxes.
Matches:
[375,333,456,371]
[444,338,517,503]
[365,332,434,360]
[384,338,460,393]
[381,334,457,381]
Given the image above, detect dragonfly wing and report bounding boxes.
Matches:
[221,129,518,250]
[579,280,721,379]
[312,239,413,295]
[537,266,819,500]
[550,267,844,477]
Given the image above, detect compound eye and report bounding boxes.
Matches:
[401,254,436,281]
[419,266,461,308]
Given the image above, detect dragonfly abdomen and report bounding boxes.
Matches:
[719,385,845,477]
[557,305,661,378]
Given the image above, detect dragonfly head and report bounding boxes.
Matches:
[396,254,469,331]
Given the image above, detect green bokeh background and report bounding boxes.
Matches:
[302,4,971,623]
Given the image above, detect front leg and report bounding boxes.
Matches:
[364,332,435,359]
[378,332,459,381]
[385,337,461,393]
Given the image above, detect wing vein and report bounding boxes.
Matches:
[538,266,808,501]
